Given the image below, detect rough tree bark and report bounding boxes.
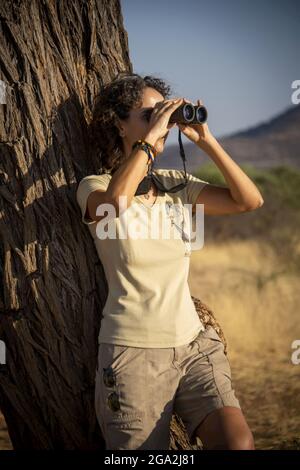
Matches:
[0,0,226,449]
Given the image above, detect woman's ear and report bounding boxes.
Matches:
[115,116,125,138]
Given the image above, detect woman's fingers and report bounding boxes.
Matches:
[154,99,183,118]
[154,98,176,107]
[183,98,194,105]
[152,99,177,115]
[164,98,184,111]
[166,98,183,110]
[182,98,204,106]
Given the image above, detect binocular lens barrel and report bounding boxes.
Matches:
[169,103,208,124]
[196,106,207,123]
[183,104,195,122]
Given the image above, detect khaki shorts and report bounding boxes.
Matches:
[95,325,241,450]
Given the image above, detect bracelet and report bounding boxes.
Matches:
[141,145,155,165]
[132,139,157,156]
[132,141,155,165]
[132,139,157,158]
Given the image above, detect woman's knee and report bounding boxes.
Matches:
[228,429,255,450]
[209,429,255,450]
[196,407,255,450]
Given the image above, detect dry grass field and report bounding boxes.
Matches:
[186,164,300,449]
[189,239,300,449]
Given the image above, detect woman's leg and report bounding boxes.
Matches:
[194,406,255,450]
[173,325,254,449]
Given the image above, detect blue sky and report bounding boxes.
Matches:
[121,0,300,145]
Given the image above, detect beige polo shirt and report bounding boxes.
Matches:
[76,168,210,348]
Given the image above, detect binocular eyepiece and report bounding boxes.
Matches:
[169,103,208,124]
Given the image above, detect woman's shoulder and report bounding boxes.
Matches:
[76,173,112,204]
[78,172,112,187]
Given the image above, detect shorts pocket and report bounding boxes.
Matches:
[98,344,146,415]
[98,343,133,374]
[105,411,145,450]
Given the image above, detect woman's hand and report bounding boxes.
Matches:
[176,98,215,149]
[145,98,184,142]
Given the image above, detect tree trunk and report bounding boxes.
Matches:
[0,0,226,449]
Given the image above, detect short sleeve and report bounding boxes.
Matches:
[76,174,111,225]
[185,171,210,206]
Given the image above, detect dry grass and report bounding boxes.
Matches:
[189,239,300,449]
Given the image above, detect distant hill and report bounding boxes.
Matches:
[155,105,300,171]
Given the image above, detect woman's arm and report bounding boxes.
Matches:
[87,99,184,222]
[87,138,155,222]
[194,136,264,216]
[177,98,264,216]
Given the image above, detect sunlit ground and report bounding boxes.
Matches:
[189,239,300,449]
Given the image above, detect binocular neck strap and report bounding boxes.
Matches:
[178,128,187,176]
[134,129,188,195]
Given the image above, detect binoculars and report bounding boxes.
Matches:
[169,102,208,124]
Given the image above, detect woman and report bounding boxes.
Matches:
[76,72,263,450]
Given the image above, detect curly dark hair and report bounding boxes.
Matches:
[88,71,173,174]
